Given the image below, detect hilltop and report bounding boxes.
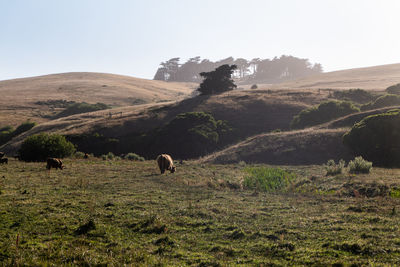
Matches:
[0,72,196,127]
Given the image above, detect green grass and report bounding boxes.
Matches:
[1,159,400,265]
[243,166,295,192]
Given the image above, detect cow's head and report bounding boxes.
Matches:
[170,166,176,173]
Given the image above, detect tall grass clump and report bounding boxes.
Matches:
[324,159,346,176]
[348,156,372,174]
[243,167,295,192]
[124,152,145,161]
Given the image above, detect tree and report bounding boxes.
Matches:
[343,109,400,167]
[19,133,76,161]
[197,64,237,95]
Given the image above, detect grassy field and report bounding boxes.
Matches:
[1,158,400,266]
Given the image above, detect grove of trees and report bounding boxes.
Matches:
[154,55,322,84]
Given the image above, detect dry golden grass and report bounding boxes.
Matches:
[252,63,400,91]
[0,72,196,127]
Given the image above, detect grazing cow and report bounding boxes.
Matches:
[0,158,8,164]
[46,158,63,170]
[83,153,89,159]
[0,152,4,158]
[156,154,176,174]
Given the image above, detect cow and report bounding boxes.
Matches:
[0,152,4,158]
[156,154,176,174]
[46,158,63,170]
[0,158,8,164]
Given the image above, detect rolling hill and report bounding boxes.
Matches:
[0,72,196,127]
[2,63,400,163]
[251,63,400,90]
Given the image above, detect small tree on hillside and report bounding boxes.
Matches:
[197,64,237,95]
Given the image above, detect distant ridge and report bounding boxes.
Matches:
[265,63,400,90]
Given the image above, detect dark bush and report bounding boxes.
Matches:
[343,109,400,167]
[291,101,360,129]
[251,84,258,89]
[124,152,145,161]
[332,89,375,104]
[147,112,231,159]
[19,133,76,161]
[361,94,400,111]
[0,121,36,146]
[54,102,110,118]
[386,83,400,95]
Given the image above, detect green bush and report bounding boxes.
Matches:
[333,89,375,104]
[361,94,400,111]
[147,112,231,159]
[19,133,76,161]
[124,152,145,161]
[324,159,346,176]
[243,167,295,192]
[343,109,400,167]
[386,83,400,95]
[291,100,360,129]
[55,102,110,118]
[0,121,36,146]
[74,151,85,158]
[348,156,372,174]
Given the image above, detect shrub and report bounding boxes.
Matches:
[147,112,232,159]
[74,151,85,158]
[333,89,375,104]
[251,84,258,89]
[124,152,145,161]
[0,121,36,146]
[243,167,295,192]
[343,109,400,166]
[291,100,360,129]
[348,156,372,174]
[54,102,110,118]
[324,159,345,176]
[386,83,400,95]
[19,133,76,161]
[361,94,400,111]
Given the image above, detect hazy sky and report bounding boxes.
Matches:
[1,0,400,81]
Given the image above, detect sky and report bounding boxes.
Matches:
[1,0,400,81]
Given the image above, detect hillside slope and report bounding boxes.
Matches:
[1,89,332,156]
[200,106,400,165]
[262,63,400,90]
[0,72,195,127]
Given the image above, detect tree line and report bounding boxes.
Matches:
[153,55,323,84]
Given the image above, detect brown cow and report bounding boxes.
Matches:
[46,158,63,170]
[0,158,8,164]
[156,154,176,174]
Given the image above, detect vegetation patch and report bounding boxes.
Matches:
[19,133,76,161]
[333,88,375,104]
[124,152,145,161]
[324,159,346,176]
[361,94,400,111]
[0,121,36,146]
[243,166,295,192]
[145,112,232,159]
[291,100,360,129]
[343,109,400,167]
[348,156,372,174]
[54,102,110,118]
[386,83,400,95]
